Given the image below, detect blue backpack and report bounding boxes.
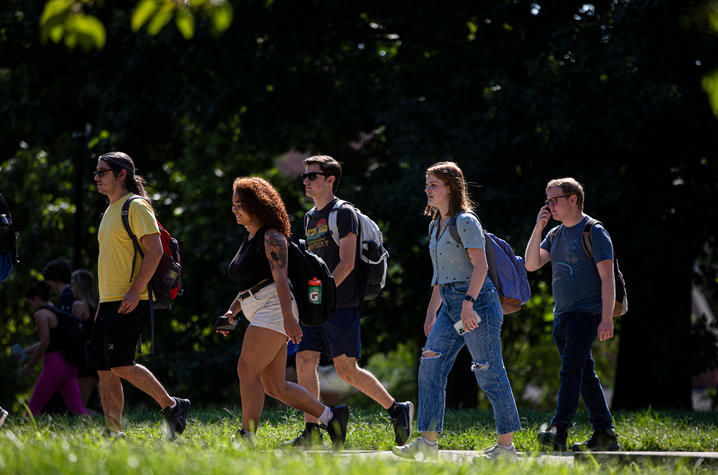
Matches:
[0,192,18,283]
[441,211,531,314]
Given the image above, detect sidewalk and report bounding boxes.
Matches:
[325,450,718,468]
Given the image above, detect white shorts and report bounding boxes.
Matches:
[239,282,299,337]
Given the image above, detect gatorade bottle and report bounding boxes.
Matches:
[308,277,322,304]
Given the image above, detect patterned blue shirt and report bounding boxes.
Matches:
[429,211,486,286]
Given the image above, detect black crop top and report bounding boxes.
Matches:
[227,227,274,290]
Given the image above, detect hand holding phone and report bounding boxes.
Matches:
[214,313,238,335]
[453,313,481,335]
[11,343,27,362]
[536,205,552,229]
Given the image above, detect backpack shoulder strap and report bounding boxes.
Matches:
[327,199,351,246]
[581,218,601,260]
[121,195,145,282]
[547,224,563,248]
[303,208,314,236]
[483,232,499,290]
[448,210,480,247]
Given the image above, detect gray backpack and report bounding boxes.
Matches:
[306,199,388,300]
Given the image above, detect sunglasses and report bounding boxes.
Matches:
[93,168,114,178]
[300,172,328,181]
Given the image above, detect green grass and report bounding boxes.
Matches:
[1,406,717,474]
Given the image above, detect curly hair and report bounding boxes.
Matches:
[232,177,291,238]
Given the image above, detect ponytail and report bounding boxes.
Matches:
[98,151,151,205]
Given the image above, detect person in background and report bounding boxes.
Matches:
[21,281,87,417]
[71,269,100,411]
[42,258,74,313]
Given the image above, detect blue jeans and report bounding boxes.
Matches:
[550,311,614,430]
[417,279,522,435]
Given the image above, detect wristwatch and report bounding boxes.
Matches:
[464,294,476,304]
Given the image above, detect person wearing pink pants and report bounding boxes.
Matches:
[22,281,87,417]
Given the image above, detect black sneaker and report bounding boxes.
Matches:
[282,424,323,448]
[390,401,414,446]
[537,424,568,452]
[161,397,191,440]
[231,428,256,444]
[323,405,348,448]
[571,427,620,451]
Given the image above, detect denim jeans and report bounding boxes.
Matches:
[417,279,522,435]
[550,311,614,430]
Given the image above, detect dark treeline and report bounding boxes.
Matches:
[1,1,717,410]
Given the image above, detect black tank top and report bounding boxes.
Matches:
[46,314,63,353]
[227,227,273,290]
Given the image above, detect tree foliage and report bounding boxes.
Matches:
[1,0,717,409]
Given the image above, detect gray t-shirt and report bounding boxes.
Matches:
[540,215,613,316]
[305,198,360,308]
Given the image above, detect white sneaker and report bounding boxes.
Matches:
[392,437,439,460]
[476,443,518,460]
[0,407,8,428]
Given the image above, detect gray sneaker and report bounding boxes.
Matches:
[161,397,191,440]
[0,407,8,428]
[392,437,439,460]
[476,444,518,460]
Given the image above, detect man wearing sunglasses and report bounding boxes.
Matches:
[91,151,190,439]
[524,177,619,452]
[285,155,413,447]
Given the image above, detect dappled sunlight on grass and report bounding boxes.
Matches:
[0,408,716,473]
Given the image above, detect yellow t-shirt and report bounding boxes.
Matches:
[98,194,160,302]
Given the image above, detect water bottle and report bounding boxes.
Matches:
[308,277,322,304]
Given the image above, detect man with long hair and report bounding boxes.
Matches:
[90,151,189,438]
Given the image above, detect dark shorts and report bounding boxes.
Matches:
[88,301,149,371]
[297,306,361,359]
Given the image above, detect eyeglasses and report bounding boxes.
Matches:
[545,195,571,206]
[93,168,113,178]
[300,172,328,181]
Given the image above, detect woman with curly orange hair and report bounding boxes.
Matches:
[216,177,348,444]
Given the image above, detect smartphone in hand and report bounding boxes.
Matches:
[11,343,27,362]
[453,313,481,335]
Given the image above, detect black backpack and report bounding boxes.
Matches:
[44,305,87,368]
[0,192,18,282]
[548,218,628,317]
[257,229,337,326]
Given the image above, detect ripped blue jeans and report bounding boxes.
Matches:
[417,279,522,435]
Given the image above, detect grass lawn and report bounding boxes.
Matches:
[1,406,717,474]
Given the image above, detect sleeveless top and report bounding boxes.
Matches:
[227,227,274,290]
[45,313,63,353]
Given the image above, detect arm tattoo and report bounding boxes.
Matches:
[265,229,288,271]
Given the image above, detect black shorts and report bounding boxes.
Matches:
[88,301,149,371]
